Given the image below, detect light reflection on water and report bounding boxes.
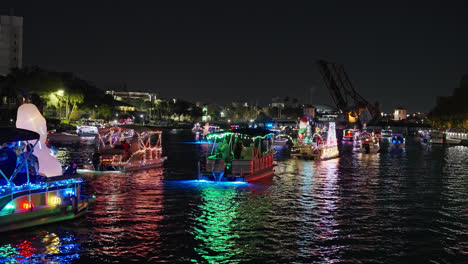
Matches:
[0,132,467,263]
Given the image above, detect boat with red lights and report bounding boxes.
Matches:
[199,128,275,182]
[0,127,94,232]
[85,125,167,172]
[343,128,355,141]
[356,131,380,153]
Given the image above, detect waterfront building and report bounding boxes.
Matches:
[0,15,23,76]
[271,96,285,108]
[393,107,407,121]
[303,105,316,118]
[106,90,157,120]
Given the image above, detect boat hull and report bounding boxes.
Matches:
[0,197,93,232]
[199,167,274,182]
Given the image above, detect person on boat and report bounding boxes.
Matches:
[64,163,78,176]
[241,143,252,160]
[0,142,17,185]
[216,138,231,163]
[122,140,130,150]
[14,143,39,185]
[233,140,243,160]
[92,152,102,171]
[130,134,139,153]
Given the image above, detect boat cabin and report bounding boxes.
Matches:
[0,127,92,232]
[201,128,274,182]
[95,126,165,171]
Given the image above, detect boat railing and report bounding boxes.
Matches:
[232,152,273,176]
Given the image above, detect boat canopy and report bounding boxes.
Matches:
[0,127,40,144]
[99,125,162,134]
[206,128,273,140]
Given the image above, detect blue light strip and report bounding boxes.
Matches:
[0,178,83,198]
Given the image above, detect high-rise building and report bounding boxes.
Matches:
[0,15,23,76]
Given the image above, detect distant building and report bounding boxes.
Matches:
[231,100,249,108]
[303,105,315,118]
[105,90,157,102]
[106,90,157,119]
[271,96,284,108]
[0,15,23,76]
[313,104,338,114]
[393,107,407,121]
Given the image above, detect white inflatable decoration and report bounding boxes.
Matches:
[16,103,63,177]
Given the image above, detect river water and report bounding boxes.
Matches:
[1,129,468,263]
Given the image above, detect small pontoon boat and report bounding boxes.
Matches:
[86,126,167,172]
[0,127,94,232]
[342,129,355,142]
[357,131,380,153]
[199,128,275,182]
[390,133,405,149]
[291,122,339,160]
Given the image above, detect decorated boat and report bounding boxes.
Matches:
[193,122,221,140]
[85,125,167,172]
[390,133,405,149]
[382,129,392,138]
[357,131,380,153]
[199,128,275,182]
[0,103,94,232]
[430,130,444,144]
[343,128,355,141]
[291,121,339,160]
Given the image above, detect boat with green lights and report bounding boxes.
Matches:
[199,128,275,182]
[0,127,94,232]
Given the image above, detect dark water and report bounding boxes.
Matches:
[1,129,468,263]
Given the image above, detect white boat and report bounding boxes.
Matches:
[47,132,96,144]
[273,137,289,147]
[76,125,99,136]
[382,129,392,138]
[430,131,444,144]
[445,131,463,145]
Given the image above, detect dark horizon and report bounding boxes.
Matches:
[3,1,468,112]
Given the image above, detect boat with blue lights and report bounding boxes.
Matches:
[199,128,275,182]
[390,133,405,149]
[0,127,94,232]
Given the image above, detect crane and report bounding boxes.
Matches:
[316,60,379,125]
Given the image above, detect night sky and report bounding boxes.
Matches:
[3,1,468,112]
